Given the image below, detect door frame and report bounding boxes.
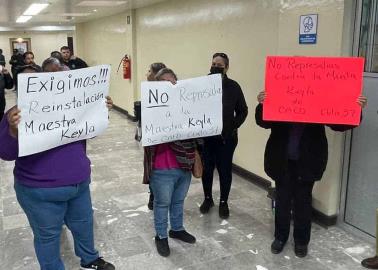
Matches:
[339,0,376,242]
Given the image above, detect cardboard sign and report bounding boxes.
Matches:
[18,65,111,157]
[263,56,364,125]
[141,74,223,146]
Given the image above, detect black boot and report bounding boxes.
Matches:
[271,239,286,254]
[169,230,196,244]
[219,201,229,219]
[155,236,170,257]
[294,243,308,258]
[199,197,214,214]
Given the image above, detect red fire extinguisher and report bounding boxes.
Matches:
[117,54,131,80]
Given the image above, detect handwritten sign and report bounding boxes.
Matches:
[141,74,223,146]
[18,65,111,157]
[264,56,364,125]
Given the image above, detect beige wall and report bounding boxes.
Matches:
[75,0,353,217]
[135,0,280,179]
[76,12,135,113]
[0,31,72,67]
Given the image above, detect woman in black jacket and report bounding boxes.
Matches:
[0,66,14,121]
[255,91,367,257]
[200,53,248,219]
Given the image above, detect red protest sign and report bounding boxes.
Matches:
[263,56,364,125]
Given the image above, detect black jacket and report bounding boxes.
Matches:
[0,73,14,96]
[255,103,356,182]
[63,57,88,70]
[221,75,248,138]
[9,54,24,69]
[0,54,5,66]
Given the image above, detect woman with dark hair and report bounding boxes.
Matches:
[200,53,248,219]
[143,68,197,257]
[143,62,167,210]
[255,91,367,257]
[146,62,166,81]
[0,59,116,270]
[50,51,70,71]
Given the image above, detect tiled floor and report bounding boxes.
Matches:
[0,91,375,269]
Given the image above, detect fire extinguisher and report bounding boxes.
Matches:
[117,54,131,80]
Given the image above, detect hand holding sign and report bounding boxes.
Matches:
[7,106,21,138]
[263,56,365,125]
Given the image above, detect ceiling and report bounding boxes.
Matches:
[0,0,166,29]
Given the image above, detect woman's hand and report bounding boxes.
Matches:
[257,91,266,104]
[7,107,21,138]
[357,95,367,108]
[106,96,113,110]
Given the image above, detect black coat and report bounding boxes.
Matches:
[255,103,356,182]
[63,57,88,70]
[221,75,248,138]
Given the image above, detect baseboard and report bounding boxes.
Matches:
[232,163,338,227]
[232,164,272,190]
[312,209,338,227]
[113,104,137,122]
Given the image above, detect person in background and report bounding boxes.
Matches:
[9,49,24,91]
[51,51,70,71]
[200,52,248,219]
[22,51,42,72]
[144,68,197,257]
[60,46,88,70]
[143,62,167,210]
[0,57,115,270]
[0,65,13,121]
[255,91,367,258]
[0,49,6,66]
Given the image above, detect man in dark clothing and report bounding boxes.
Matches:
[9,49,24,91]
[0,67,14,121]
[200,53,248,219]
[60,46,88,70]
[0,49,6,67]
[255,91,367,258]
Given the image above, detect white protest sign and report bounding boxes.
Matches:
[17,65,111,157]
[141,74,223,146]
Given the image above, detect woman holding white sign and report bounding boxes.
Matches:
[255,91,367,258]
[143,62,167,211]
[0,61,115,270]
[143,68,198,257]
[200,53,249,219]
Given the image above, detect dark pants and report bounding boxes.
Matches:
[11,68,18,92]
[274,161,315,245]
[0,94,5,122]
[201,135,238,202]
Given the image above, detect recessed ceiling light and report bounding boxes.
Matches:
[60,13,91,16]
[16,15,32,23]
[24,3,49,16]
[77,1,127,7]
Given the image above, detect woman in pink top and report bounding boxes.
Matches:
[143,68,197,257]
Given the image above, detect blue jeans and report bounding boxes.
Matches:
[14,180,99,270]
[150,169,191,239]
